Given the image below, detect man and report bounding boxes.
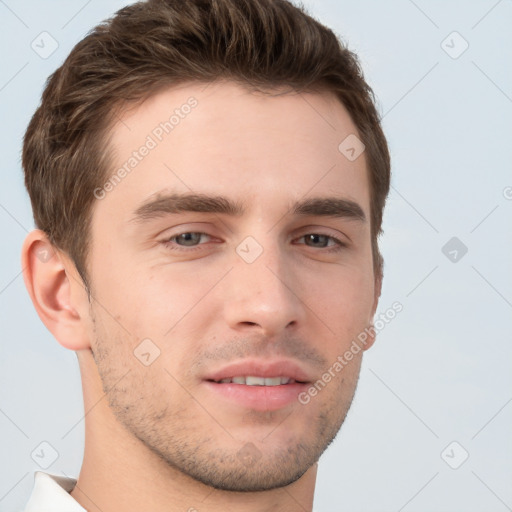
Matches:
[20,0,390,510]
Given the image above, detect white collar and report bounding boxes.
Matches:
[23,471,86,512]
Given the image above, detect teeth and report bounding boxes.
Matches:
[245,376,265,386]
[216,376,294,386]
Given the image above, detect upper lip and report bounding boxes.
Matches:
[202,359,313,383]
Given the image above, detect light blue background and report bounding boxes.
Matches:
[1,1,511,511]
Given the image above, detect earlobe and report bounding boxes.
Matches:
[372,268,383,317]
[21,229,91,351]
[363,268,383,351]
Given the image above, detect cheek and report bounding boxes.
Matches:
[304,263,375,330]
[91,262,224,358]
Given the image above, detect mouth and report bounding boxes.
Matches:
[201,360,313,412]
[207,376,307,386]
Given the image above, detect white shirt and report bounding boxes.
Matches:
[22,471,86,512]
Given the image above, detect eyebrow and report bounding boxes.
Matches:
[130,192,366,223]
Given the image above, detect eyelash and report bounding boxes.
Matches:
[161,232,347,253]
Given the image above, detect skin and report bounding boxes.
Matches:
[22,81,381,512]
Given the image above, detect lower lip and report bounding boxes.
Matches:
[202,381,309,412]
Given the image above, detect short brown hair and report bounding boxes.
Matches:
[23,0,390,290]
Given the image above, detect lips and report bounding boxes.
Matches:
[203,359,312,384]
[201,359,313,412]
[214,376,294,386]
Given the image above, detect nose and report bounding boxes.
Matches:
[222,241,305,338]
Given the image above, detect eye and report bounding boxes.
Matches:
[160,231,346,253]
[162,232,213,249]
[295,233,346,251]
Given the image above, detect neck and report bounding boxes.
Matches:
[70,350,317,512]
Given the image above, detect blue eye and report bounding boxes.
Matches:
[173,232,207,246]
[161,232,346,253]
[296,234,346,251]
[162,232,212,250]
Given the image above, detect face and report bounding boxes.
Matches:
[85,81,378,491]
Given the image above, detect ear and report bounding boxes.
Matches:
[371,267,383,319]
[362,265,383,351]
[21,229,91,351]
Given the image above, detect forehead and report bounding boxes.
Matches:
[99,80,370,222]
